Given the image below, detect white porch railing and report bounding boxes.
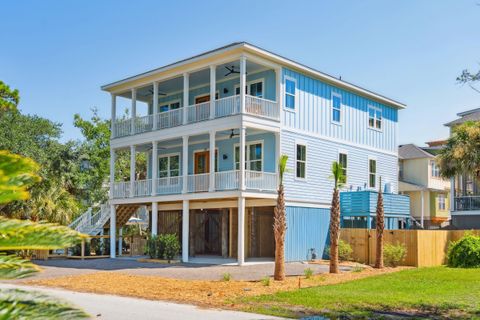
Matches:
[134,115,154,134]
[187,173,210,192]
[215,170,240,190]
[156,176,183,195]
[134,179,152,197]
[112,181,131,199]
[155,108,183,129]
[245,170,278,191]
[245,95,280,120]
[186,102,210,123]
[113,119,131,138]
[215,95,240,118]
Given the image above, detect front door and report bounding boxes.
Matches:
[194,151,210,174]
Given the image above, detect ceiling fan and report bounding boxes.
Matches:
[228,129,239,139]
[224,65,247,77]
[147,89,167,96]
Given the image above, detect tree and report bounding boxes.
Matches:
[274,154,288,281]
[438,121,480,180]
[375,177,384,269]
[0,81,19,112]
[457,68,480,94]
[329,161,345,274]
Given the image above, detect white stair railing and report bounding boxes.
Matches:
[69,204,110,235]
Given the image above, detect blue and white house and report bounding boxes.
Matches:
[103,42,405,264]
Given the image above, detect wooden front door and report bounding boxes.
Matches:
[194,151,210,174]
[195,95,210,104]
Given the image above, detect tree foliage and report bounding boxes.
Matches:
[0,81,19,112]
[0,151,40,204]
[457,67,480,94]
[274,155,288,281]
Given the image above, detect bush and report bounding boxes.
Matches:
[222,273,231,281]
[447,234,480,268]
[261,276,270,286]
[383,243,407,267]
[324,240,353,261]
[304,268,314,279]
[145,234,180,262]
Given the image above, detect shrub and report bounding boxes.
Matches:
[145,235,160,259]
[160,234,180,263]
[222,273,231,281]
[261,276,270,286]
[383,243,407,267]
[447,234,480,268]
[304,268,314,279]
[351,264,365,273]
[338,240,353,261]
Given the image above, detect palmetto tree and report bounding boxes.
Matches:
[329,161,345,274]
[375,177,384,269]
[274,155,288,281]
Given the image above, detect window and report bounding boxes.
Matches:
[235,142,263,171]
[437,194,446,210]
[399,160,404,180]
[332,94,341,123]
[431,160,440,177]
[338,153,347,184]
[158,100,181,113]
[285,78,296,109]
[368,106,382,130]
[296,144,306,179]
[235,80,263,98]
[369,159,377,188]
[158,154,180,178]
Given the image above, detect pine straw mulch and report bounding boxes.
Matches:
[24,265,410,309]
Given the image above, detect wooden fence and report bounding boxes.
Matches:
[340,228,480,267]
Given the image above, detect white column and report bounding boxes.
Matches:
[182,200,189,262]
[450,177,455,212]
[275,68,282,105]
[110,205,116,258]
[130,145,136,197]
[239,126,246,190]
[182,135,189,193]
[237,196,245,265]
[151,202,158,236]
[240,56,247,114]
[421,190,425,228]
[209,130,216,191]
[118,227,123,256]
[131,88,137,134]
[109,149,115,199]
[210,65,216,119]
[151,141,158,196]
[274,132,280,173]
[183,73,189,125]
[152,82,158,130]
[111,94,116,137]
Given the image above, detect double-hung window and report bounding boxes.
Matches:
[437,194,446,210]
[332,94,342,123]
[338,153,347,184]
[235,142,263,171]
[431,160,440,177]
[296,144,306,179]
[285,78,296,110]
[158,154,180,178]
[368,106,382,130]
[235,80,263,98]
[158,101,181,113]
[369,159,377,188]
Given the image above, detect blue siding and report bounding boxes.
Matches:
[282,68,398,152]
[340,191,410,216]
[281,130,398,205]
[285,206,330,262]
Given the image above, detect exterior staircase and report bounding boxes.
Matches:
[69,204,111,235]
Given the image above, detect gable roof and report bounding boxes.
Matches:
[398,144,435,160]
[101,42,405,110]
[445,107,480,126]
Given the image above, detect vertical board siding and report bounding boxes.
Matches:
[285,206,330,262]
[281,131,398,204]
[282,68,398,152]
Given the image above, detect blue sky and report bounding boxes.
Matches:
[1,0,479,145]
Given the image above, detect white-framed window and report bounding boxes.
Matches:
[235,79,264,98]
[369,158,377,189]
[285,77,296,110]
[338,152,348,184]
[234,141,263,171]
[158,154,180,178]
[296,144,306,179]
[437,194,446,210]
[158,100,181,113]
[332,93,342,123]
[368,106,382,130]
[431,160,440,177]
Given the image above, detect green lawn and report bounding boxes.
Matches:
[244,267,480,319]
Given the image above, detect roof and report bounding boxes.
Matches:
[398,144,435,160]
[399,180,448,192]
[101,42,406,109]
[445,107,480,126]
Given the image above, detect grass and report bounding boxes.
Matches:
[245,267,480,319]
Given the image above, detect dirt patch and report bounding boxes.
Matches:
[24,267,408,308]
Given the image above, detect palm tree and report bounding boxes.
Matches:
[375,177,384,269]
[329,161,345,274]
[274,154,288,281]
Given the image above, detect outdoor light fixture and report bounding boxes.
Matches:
[223,88,228,94]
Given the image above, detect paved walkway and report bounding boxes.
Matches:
[0,283,283,320]
[21,258,349,281]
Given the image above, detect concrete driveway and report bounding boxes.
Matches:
[0,283,283,320]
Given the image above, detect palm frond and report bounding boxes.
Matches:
[330,161,346,189]
[0,255,40,279]
[278,154,289,184]
[0,218,85,250]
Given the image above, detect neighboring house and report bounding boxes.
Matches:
[398,143,450,229]
[102,42,405,264]
[445,108,480,229]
